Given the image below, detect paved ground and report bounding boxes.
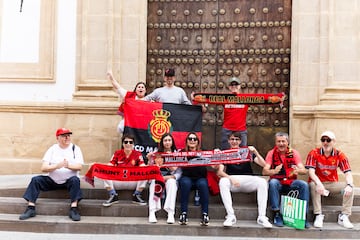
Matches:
[0,232,345,240]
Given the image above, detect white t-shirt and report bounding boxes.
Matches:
[42,143,84,184]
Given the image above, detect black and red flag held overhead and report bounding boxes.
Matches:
[123,98,202,157]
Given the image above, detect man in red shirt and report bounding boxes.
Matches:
[305,131,354,229]
[221,77,248,150]
[102,134,147,207]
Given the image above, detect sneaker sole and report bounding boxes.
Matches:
[132,201,147,206]
[102,200,120,207]
[19,213,36,220]
[179,221,188,225]
[200,222,209,226]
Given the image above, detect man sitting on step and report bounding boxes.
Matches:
[19,128,84,221]
[305,130,354,229]
[215,131,272,228]
[262,132,310,228]
[102,134,147,207]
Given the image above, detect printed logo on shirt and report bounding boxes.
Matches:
[224,104,246,109]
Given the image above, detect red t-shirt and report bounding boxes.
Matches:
[265,147,302,182]
[305,148,351,182]
[110,149,144,166]
[117,91,137,115]
[223,104,248,131]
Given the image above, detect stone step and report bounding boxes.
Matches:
[0,213,358,239]
[3,186,360,206]
[3,196,360,223]
[1,175,360,238]
[2,175,360,206]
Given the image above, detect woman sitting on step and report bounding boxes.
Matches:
[147,133,182,224]
[178,132,210,226]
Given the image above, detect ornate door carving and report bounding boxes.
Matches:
[147,0,291,154]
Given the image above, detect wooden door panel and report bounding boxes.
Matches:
[147,0,291,155]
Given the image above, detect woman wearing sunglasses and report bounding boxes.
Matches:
[102,134,147,207]
[178,132,210,226]
[147,133,182,224]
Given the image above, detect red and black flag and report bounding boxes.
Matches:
[123,98,202,156]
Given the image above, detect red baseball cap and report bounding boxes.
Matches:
[56,128,72,136]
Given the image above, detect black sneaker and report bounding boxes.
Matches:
[132,194,147,205]
[179,212,188,225]
[19,206,36,220]
[201,213,209,226]
[102,194,119,207]
[69,207,81,221]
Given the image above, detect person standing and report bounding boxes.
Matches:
[147,133,182,224]
[262,132,310,228]
[19,128,84,221]
[107,71,147,133]
[144,68,191,105]
[221,77,249,150]
[305,131,354,229]
[178,132,210,226]
[102,134,147,207]
[216,132,272,228]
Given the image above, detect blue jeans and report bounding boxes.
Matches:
[268,178,309,212]
[23,175,83,203]
[179,176,209,214]
[221,128,247,150]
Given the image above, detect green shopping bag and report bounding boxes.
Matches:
[280,191,307,230]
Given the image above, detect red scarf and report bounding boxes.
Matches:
[192,92,285,106]
[270,146,297,185]
[84,164,165,199]
[150,148,251,167]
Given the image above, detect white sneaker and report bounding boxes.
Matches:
[223,215,236,227]
[314,214,324,228]
[167,213,175,224]
[148,211,157,223]
[257,216,273,228]
[338,214,354,229]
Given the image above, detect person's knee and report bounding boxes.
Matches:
[219,177,230,188]
[67,176,80,185]
[268,179,279,188]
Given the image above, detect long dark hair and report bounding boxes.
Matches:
[184,131,201,151]
[158,133,177,152]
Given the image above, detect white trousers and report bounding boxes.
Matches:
[219,175,268,217]
[148,178,178,215]
[104,179,147,191]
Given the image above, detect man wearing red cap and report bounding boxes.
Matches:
[19,128,84,221]
[306,130,354,229]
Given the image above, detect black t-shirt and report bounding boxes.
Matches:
[181,152,207,179]
[225,153,254,175]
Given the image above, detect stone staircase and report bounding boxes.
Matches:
[0,175,359,238]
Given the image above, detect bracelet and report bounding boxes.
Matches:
[347,184,354,188]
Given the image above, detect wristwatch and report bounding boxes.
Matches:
[347,183,354,188]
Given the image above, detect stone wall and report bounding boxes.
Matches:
[0,101,120,175]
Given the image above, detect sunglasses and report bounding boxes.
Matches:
[123,140,134,144]
[187,137,198,141]
[229,82,239,86]
[320,138,331,143]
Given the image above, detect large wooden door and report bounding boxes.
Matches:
[147,0,291,156]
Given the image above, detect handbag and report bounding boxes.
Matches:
[280,190,307,230]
